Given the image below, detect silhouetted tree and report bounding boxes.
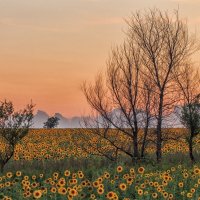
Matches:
[175,65,200,162]
[83,9,199,163]
[0,100,34,172]
[43,116,60,129]
[126,9,199,162]
[180,101,200,162]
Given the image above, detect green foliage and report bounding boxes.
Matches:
[0,100,34,144]
[180,102,200,137]
[0,100,34,171]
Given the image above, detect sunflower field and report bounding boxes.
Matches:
[0,164,200,199]
[0,129,199,199]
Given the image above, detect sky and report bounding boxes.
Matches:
[0,0,200,117]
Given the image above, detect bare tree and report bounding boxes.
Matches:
[126,9,199,162]
[72,114,120,161]
[82,9,199,163]
[0,100,34,172]
[82,41,144,162]
[175,64,200,162]
[140,78,154,158]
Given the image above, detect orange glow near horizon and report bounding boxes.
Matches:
[0,0,200,117]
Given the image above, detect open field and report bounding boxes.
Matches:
[0,129,200,199]
[1,129,199,162]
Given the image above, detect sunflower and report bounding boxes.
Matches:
[69,188,78,197]
[33,190,42,199]
[163,192,168,199]
[104,173,110,179]
[58,178,66,187]
[171,167,175,171]
[152,193,158,199]
[24,176,29,181]
[64,170,70,177]
[50,187,57,193]
[39,174,44,178]
[114,175,119,180]
[111,180,115,184]
[117,166,123,173]
[72,178,78,184]
[127,177,133,185]
[130,168,135,173]
[78,173,84,179]
[106,191,115,199]
[81,181,87,187]
[22,189,30,196]
[52,172,58,177]
[90,194,96,199]
[98,183,104,188]
[72,173,77,178]
[58,187,67,195]
[31,182,38,188]
[186,193,193,198]
[183,173,188,179]
[153,182,159,187]
[16,171,22,177]
[178,182,184,188]
[119,183,127,191]
[93,181,99,188]
[194,168,200,175]
[5,182,11,187]
[190,188,195,193]
[149,181,153,186]
[6,172,12,179]
[97,187,104,195]
[138,167,145,174]
[98,177,103,183]
[137,189,143,196]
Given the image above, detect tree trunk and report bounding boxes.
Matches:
[156,127,162,163]
[156,93,164,163]
[141,126,148,158]
[133,131,139,161]
[0,161,5,173]
[189,136,195,163]
[0,146,14,173]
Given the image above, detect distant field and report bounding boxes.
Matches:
[0,129,200,199]
[1,128,199,161]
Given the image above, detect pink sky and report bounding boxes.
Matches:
[0,0,200,117]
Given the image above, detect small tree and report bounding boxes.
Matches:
[43,116,60,129]
[175,63,200,162]
[0,100,34,172]
[180,100,200,162]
